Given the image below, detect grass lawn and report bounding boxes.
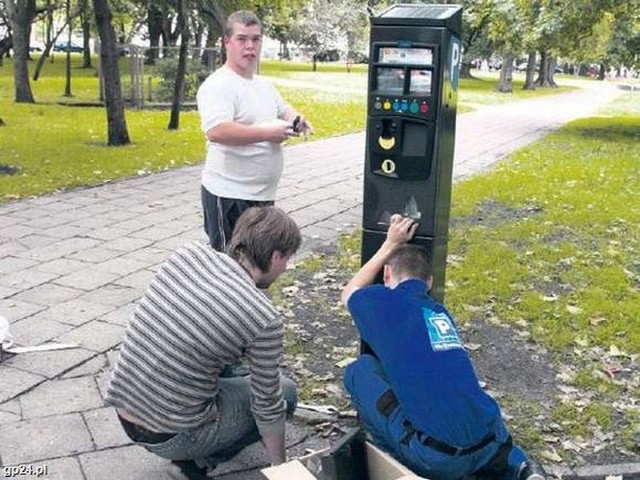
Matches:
[0,56,586,203]
[443,98,640,458]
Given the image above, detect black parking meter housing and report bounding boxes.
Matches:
[361,3,462,303]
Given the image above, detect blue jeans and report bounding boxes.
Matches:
[140,375,297,469]
[344,355,527,480]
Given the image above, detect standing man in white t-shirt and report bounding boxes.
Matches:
[196,10,314,251]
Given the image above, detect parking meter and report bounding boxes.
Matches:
[361,4,462,303]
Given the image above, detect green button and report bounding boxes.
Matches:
[409,102,419,114]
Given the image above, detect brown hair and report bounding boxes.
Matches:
[387,244,432,282]
[225,10,262,37]
[227,206,301,273]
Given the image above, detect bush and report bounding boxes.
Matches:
[154,57,211,102]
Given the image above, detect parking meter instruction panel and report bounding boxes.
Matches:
[371,42,439,121]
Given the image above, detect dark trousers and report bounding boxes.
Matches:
[344,354,527,480]
[201,186,274,251]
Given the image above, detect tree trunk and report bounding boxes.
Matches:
[0,37,12,67]
[495,52,513,93]
[168,0,189,130]
[460,61,473,79]
[80,0,92,69]
[64,0,72,97]
[547,56,558,87]
[33,20,68,81]
[536,51,556,88]
[598,63,606,81]
[93,0,131,146]
[522,51,536,90]
[146,3,163,65]
[6,0,36,103]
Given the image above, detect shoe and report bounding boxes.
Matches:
[170,459,215,480]
[518,459,547,480]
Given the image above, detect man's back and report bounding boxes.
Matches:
[348,279,501,447]
[105,242,283,432]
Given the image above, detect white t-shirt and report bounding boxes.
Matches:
[196,66,289,201]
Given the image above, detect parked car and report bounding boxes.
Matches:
[53,42,83,53]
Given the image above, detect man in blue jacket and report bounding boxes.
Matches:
[342,214,547,480]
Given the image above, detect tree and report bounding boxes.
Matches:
[460,0,494,79]
[5,0,37,103]
[168,0,189,130]
[93,0,130,145]
[289,0,368,71]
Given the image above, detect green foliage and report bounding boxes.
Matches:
[447,114,640,356]
[153,57,210,102]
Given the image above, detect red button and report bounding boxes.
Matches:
[420,103,428,113]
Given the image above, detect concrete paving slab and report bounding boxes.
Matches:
[98,303,136,327]
[12,282,83,306]
[0,365,46,402]
[9,314,74,346]
[54,320,126,353]
[78,445,185,480]
[0,413,93,464]
[83,407,132,449]
[0,269,59,291]
[54,268,122,291]
[76,284,141,308]
[0,298,47,322]
[32,257,93,276]
[0,256,37,274]
[14,237,102,262]
[4,347,96,379]
[61,354,109,379]
[93,256,149,276]
[65,246,127,263]
[20,377,103,418]
[45,299,116,327]
[112,269,158,289]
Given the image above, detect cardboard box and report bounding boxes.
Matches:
[262,436,428,480]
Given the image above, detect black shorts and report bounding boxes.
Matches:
[200,186,274,251]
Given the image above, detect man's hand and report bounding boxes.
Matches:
[294,115,314,136]
[386,214,419,247]
[262,119,299,143]
[341,214,419,304]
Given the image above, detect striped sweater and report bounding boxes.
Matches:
[105,242,286,437]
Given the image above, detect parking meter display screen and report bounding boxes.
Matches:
[378,47,433,66]
[376,67,405,94]
[409,70,432,95]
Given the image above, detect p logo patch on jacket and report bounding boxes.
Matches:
[423,309,462,352]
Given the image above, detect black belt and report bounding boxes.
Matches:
[376,389,495,457]
[117,414,176,444]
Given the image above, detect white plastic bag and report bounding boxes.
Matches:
[0,315,14,350]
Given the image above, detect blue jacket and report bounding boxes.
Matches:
[348,279,502,447]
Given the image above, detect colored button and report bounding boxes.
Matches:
[400,100,409,112]
[374,101,382,110]
[392,99,400,112]
[420,103,429,113]
[409,101,419,114]
[383,100,392,110]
